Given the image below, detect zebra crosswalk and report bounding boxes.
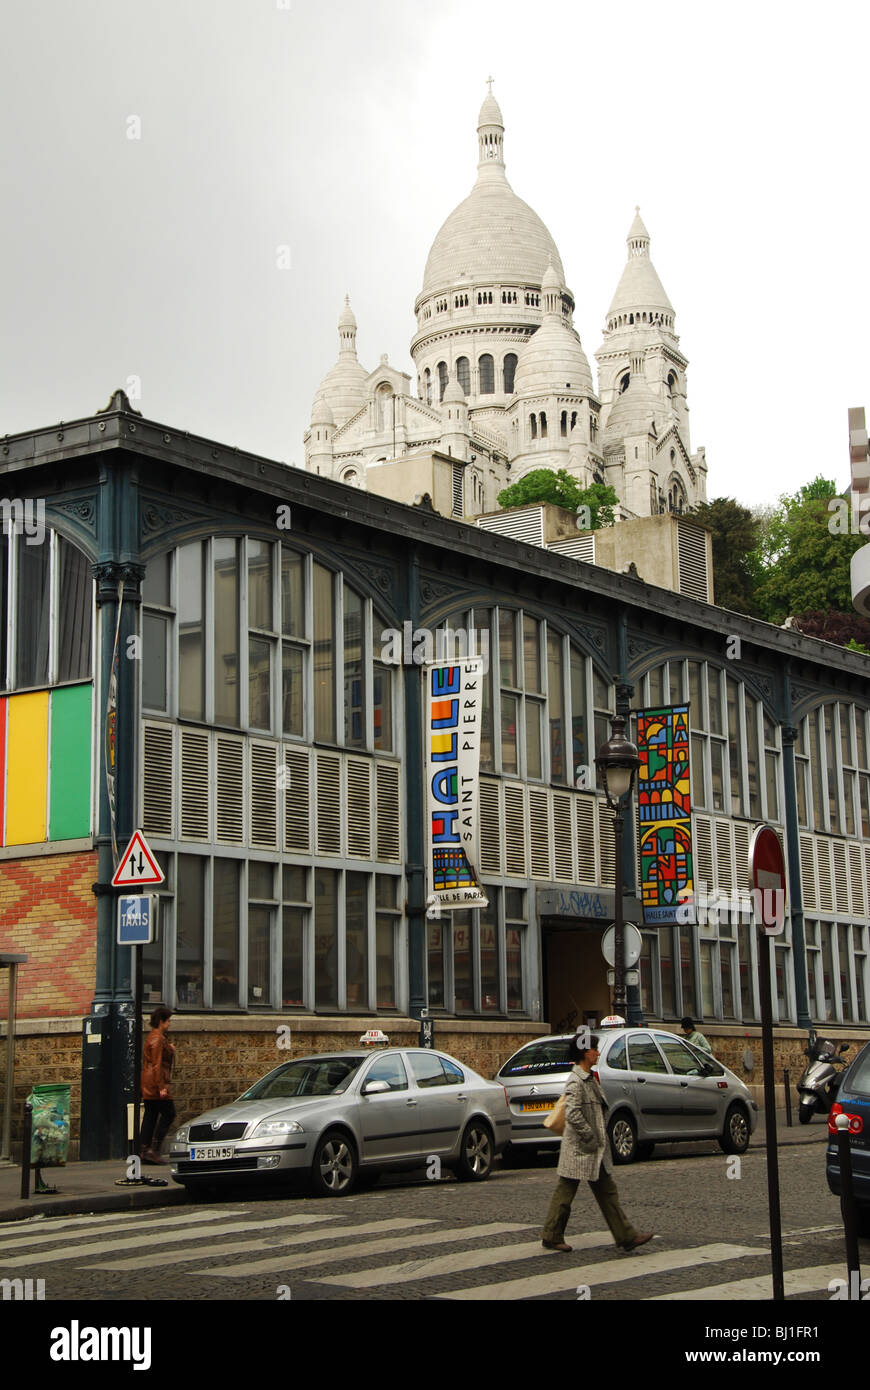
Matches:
[0,1204,851,1301]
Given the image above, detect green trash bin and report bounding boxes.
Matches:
[27,1084,71,1167]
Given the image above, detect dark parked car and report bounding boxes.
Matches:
[825,1038,870,1235]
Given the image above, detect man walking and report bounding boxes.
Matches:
[541,1031,653,1254]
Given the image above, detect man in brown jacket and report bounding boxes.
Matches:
[542,1031,654,1253]
[140,1005,176,1164]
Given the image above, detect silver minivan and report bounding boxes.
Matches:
[496,1026,758,1163]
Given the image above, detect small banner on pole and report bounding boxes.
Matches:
[636,705,694,924]
[424,658,488,911]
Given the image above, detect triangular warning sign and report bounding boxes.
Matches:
[112,830,166,887]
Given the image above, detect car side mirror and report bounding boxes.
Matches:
[361,1079,391,1096]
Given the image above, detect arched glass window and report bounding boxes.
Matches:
[530,413,537,440]
[479,354,494,395]
[540,411,547,439]
[438,361,448,403]
[619,373,630,394]
[424,368,432,406]
[560,411,567,438]
[503,353,518,394]
[456,356,470,395]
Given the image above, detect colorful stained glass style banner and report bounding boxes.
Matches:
[424,659,488,911]
[636,704,693,925]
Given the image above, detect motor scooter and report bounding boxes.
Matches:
[795,1029,850,1123]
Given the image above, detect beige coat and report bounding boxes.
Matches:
[557,1064,611,1181]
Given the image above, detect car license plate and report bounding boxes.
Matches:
[190,1145,234,1161]
[520,1101,554,1112]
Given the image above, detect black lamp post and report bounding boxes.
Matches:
[595,713,641,1017]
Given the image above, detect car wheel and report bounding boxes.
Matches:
[608,1112,638,1164]
[797,1102,815,1125]
[311,1129,358,1197]
[636,1141,655,1160]
[456,1121,494,1181]
[719,1103,751,1154]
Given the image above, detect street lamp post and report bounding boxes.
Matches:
[595,713,641,1018]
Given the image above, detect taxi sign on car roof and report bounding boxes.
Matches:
[599,1015,626,1029]
[360,1029,390,1045]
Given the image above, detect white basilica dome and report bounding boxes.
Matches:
[420,183,566,297]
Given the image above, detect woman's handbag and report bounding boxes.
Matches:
[543,1093,567,1135]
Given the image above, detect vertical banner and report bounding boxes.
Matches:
[424,658,488,910]
[636,705,693,924]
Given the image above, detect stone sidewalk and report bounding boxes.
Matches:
[0,1108,831,1225]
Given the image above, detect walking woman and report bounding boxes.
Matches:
[542,1031,653,1253]
[140,1005,176,1165]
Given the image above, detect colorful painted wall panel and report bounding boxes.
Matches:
[636,705,693,924]
[49,684,93,840]
[3,684,92,846]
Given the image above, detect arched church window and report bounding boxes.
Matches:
[479,354,494,395]
[424,368,432,406]
[540,411,548,439]
[530,414,537,440]
[503,353,518,394]
[457,357,471,395]
[629,314,634,325]
[667,371,678,397]
[571,411,578,431]
[619,373,630,394]
[438,361,448,403]
[560,411,567,438]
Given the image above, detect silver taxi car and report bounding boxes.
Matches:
[170,1047,511,1197]
[496,1026,757,1163]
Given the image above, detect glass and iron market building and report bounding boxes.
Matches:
[0,392,868,1157]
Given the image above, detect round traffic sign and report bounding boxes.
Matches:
[601,923,643,967]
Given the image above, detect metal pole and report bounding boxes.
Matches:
[758,930,785,1300]
[132,944,142,1156]
[835,1114,862,1296]
[20,1102,32,1201]
[613,807,625,1016]
[783,1068,792,1127]
[1,965,17,1162]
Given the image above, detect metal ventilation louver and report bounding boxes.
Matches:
[250,742,278,849]
[677,520,709,602]
[179,730,210,841]
[141,722,174,838]
[375,761,401,862]
[346,757,372,858]
[215,736,245,845]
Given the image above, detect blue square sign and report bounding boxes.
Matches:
[117,894,157,945]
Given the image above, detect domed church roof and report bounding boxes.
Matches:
[607,208,674,320]
[314,297,368,426]
[603,369,660,455]
[512,266,593,396]
[419,90,566,299]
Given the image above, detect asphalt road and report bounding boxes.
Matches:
[0,1139,863,1304]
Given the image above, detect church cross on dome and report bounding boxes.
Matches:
[486,75,494,93]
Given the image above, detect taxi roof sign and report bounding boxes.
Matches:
[599,1014,626,1029]
[360,1029,390,1045]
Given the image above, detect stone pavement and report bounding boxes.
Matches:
[0,1108,830,1225]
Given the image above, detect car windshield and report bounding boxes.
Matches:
[238,1057,364,1101]
[500,1040,573,1076]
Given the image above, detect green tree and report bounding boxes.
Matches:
[688,498,759,615]
[497,470,617,528]
[751,476,864,625]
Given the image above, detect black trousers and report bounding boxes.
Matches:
[140,1099,176,1151]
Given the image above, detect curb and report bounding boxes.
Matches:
[0,1185,188,1225]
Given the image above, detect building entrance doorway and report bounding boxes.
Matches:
[541,919,611,1033]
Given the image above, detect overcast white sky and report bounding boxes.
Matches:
[1,0,867,508]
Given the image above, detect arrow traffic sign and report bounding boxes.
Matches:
[111,830,165,887]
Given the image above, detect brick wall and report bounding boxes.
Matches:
[0,850,97,1018]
